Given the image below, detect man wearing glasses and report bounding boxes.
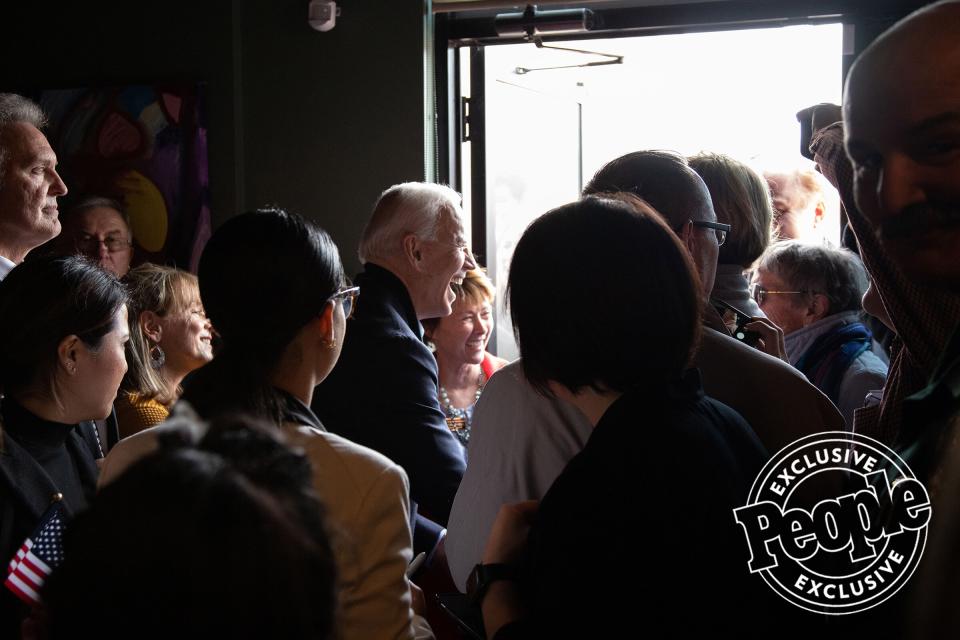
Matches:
[56,196,134,277]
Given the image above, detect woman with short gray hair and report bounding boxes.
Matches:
[753,240,888,427]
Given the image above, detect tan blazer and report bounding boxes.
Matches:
[100,415,424,640]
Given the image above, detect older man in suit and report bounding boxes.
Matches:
[313,182,476,526]
[0,93,68,279]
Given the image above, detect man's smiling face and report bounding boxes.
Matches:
[844,5,960,290]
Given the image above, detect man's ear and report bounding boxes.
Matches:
[807,293,830,323]
[402,233,424,271]
[57,335,82,376]
[140,310,163,343]
[678,221,698,255]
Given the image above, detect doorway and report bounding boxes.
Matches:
[459,23,845,360]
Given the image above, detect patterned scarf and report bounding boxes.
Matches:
[796,322,873,408]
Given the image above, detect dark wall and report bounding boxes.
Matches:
[240,0,426,272]
[0,0,425,273]
[0,1,240,241]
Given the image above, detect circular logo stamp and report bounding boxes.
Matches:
[733,431,932,615]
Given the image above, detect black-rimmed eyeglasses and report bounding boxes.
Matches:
[689,220,731,246]
[327,286,360,319]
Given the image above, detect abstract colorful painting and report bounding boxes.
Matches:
[35,84,211,272]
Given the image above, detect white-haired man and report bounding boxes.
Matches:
[0,93,68,279]
[313,182,476,526]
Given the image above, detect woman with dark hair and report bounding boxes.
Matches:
[474,195,768,638]
[101,208,428,640]
[43,415,338,640]
[0,255,128,636]
[115,264,214,438]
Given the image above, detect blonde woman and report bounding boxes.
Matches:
[423,269,508,447]
[115,264,214,438]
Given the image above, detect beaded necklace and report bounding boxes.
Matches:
[439,368,486,444]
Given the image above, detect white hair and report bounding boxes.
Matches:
[358,182,463,264]
[0,93,47,182]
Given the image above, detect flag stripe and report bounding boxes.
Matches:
[7,540,32,575]
[4,501,66,606]
[4,573,40,605]
[21,551,51,577]
[14,560,43,587]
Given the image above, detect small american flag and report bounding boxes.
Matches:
[5,501,66,605]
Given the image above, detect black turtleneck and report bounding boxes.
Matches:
[1,399,89,513]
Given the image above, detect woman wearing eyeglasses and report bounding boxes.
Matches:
[114,264,215,438]
[753,240,888,428]
[100,208,428,640]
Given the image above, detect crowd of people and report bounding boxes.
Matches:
[0,1,958,638]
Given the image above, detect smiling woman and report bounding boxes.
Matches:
[116,264,214,438]
[423,268,508,447]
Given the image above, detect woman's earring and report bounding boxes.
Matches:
[150,344,166,369]
[324,339,337,350]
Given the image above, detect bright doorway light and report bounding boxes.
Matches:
[478,23,844,359]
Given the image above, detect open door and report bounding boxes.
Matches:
[457,22,845,360]
[482,62,582,359]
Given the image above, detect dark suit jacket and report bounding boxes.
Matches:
[0,421,100,638]
[312,263,466,525]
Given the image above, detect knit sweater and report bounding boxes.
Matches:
[115,391,170,439]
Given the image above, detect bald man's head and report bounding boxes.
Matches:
[844,0,960,290]
[584,150,719,297]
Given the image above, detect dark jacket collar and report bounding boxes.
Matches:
[594,369,706,439]
[274,388,326,432]
[0,430,96,520]
[356,263,422,338]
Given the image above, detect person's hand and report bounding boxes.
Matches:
[796,103,842,161]
[482,500,539,566]
[810,103,842,134]
[409,581,426,616]
[20,604,48,640]
[480,502,537,637]
[743,318,788,362]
